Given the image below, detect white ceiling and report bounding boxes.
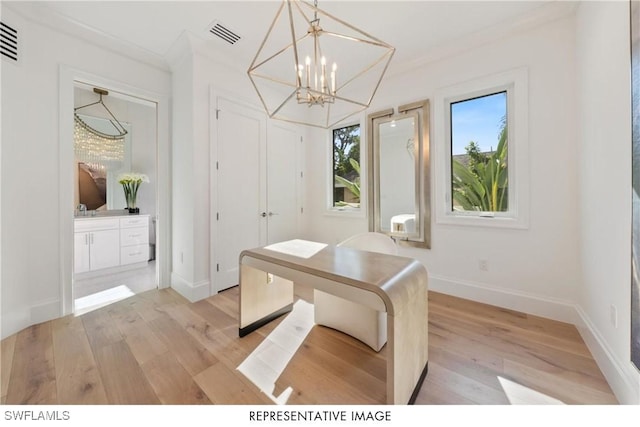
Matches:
[22,1,571,72]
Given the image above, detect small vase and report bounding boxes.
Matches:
[127,207,140,214]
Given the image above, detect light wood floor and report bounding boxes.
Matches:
[0,285,618,405]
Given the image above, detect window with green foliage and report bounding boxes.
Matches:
[332,124,361,209]
[450,91,508,213]
[435,68,528,229]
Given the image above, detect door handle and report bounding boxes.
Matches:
[268,212,278,216]
[260,212,267,218]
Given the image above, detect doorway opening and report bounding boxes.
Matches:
[71,80,159,315]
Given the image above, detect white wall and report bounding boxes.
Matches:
[304,13,581,320]
[169,39,197,292]
[0,3,171,339]
[575,0,639,405]
[168,33,265,301]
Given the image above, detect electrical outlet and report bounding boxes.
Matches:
[610,304,618,328]
[479,259,488,271]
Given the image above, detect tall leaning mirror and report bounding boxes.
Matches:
[367,99,431,248]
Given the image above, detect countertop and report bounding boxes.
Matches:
[74,210,148,219]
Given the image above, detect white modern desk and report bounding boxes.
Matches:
[238,239,429,404]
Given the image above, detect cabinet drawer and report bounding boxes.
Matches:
[120,216,149,228]
[74,218,119,233]
[120,244,148,265]
[120,226,149,246]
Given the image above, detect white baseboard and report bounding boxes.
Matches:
[170,272,210,302]
[574,305,640,404]
[429,274,577,323]
[1,307,30,340]
[430,273,640,404]
[30,298,61,325]
[1,298,62,340]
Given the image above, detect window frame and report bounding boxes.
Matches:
[434,68,529,229]
[326,119,365,216]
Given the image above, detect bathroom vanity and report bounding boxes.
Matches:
[74,212,150,277]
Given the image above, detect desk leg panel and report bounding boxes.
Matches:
[387,280,429,404]
[239,264,294,333]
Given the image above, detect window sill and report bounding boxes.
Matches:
[436,212,528,230]
[324,207,365,219]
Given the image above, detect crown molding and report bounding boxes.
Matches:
[2,1,170,72]
[387,0,578,78]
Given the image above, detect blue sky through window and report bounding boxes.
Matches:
[451,92,506,155]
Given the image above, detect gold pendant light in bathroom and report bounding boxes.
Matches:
[74,88,127,171]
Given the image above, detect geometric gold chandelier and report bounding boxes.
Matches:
[248,0,395,129]
[74,88,127,171]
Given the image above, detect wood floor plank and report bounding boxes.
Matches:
[430,292,583,343]
[147,312,218,376]
[414,373,476,405]
[282,326,387,403]
[109,289,186,325]
[274,340,382,405]
[191,299,237,329]
[0,289,618,405]
[81,307,123,350]
[112,294,168,323]
[140,352,211,404]
[502,358,618,404]
[421,362,510,405]
[430,308,605,382]
[207,287,240,320]
[428,345,505,393]
[164,302,258,369]
[107,301,168,366]
[51,315,108,404]
[306,326,386,382]
[5,323,57,404]
[430,302,591,358]
[194,361,272,404]
[1,333,16,403]
[428,317,505,372]
[93,340,159,404]
[138,288,189,306]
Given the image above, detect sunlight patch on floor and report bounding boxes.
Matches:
[74,284,135,316]
[498,376,565,404]
[237,299,315,404]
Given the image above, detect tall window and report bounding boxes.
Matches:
[332,124,361,209]
[434,67,529,229]
[450,91,508,213]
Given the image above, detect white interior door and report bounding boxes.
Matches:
[215,97,267,291]
[266,121,302,244]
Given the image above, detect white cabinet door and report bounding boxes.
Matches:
[120,244,148,265]
[89,229,120,271]
[74,233,91,274]
[120,226,149,247]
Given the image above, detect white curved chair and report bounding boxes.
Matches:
[313,232,398,351]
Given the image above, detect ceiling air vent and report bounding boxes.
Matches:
[209,21,241,45]
[0,21,18,62]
